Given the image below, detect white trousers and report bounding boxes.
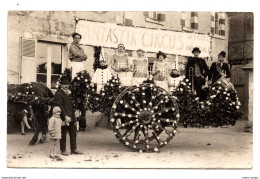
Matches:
[71,62,85,79]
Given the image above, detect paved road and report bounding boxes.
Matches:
[6,120,252,169]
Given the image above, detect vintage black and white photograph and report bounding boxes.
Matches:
[5,10,254,169]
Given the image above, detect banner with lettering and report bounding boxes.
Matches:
[76,20,211,57]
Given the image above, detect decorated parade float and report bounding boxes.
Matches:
[61,46,242,153]
[7,47,242,152]
[7,18,242,153]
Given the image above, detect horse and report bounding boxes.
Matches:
[8,82,54,145]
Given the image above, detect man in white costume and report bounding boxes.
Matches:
[168,55,184,92]
[91,47,112,93]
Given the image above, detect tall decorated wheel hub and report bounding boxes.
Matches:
[110,83,180,152]
[138,110,153,124]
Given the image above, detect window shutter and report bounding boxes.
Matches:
[124,19,133,26]
[157,13,165,21]
[22,38,36,58]
[190,12,198,29]
[20,38,37,83]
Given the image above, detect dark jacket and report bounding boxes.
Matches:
[185,57,209,80]
[208,62,231,84]
[54,89,75,122]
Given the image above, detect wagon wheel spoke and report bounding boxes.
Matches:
[121,127,134,140]
[110,84,179,152]
[152,129,163,145]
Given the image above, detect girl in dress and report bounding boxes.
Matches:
[111,43,132,86]
[131,49,149,86]
[48,106,63,161]
[152,51,169,91]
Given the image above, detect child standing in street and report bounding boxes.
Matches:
[48,106,63,161]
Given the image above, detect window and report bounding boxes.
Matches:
[144,11,165,25]
[212,12,225,36]
[191,12,198,30]
[181,12,198,30]
[36,42,63,88]
[20,38,66,88]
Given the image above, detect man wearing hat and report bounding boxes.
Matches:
[69,32,88,79]
[54,75,83,155]
[185,47,209,100]
[208,51,231,85]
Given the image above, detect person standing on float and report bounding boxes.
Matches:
[208,51,231,85]
[111,43,132,86]
[131,49,149,86]
[185,47,209,100]
[69,32,88,79]
[152,51,169,91]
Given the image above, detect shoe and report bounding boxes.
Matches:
[55,156,63,161]
[71,150,83,155]
[61,151,69,156]
[28,142,35,146]
[49,155,56,159]
[39,139,46,144]
[21,132,25,135]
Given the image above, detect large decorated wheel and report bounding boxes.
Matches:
[110,83,180,152]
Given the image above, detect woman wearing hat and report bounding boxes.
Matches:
[111,43,132,86]
[208,51,231,85]
[131,49,149,86]
[152,51,169,90]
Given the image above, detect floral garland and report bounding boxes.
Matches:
[99,75,126,117]
[68,70,93,115]
[172,79,199,127]
[8,83,54,109]
[204,82,242,127]
[93,46,102,72]
[172,78,242,127]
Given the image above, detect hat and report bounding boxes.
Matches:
[53,106,61,114]
[192,47,201,53]
[72,32,82,39]
[218,51,226,57]
[118,43,125,49]
[156,51,167,59]
[137,49,145,53]
[60,76,70,84]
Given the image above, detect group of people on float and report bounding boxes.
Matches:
[46,32,231,160]
[96,43,231,101]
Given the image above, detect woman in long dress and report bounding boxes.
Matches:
[131,49,149,86]
[111,43,132,86]
[152,51,169,91]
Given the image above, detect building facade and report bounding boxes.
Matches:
[227,12,254,123]
[8,11,229,89]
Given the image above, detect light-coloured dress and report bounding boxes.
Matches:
[48,116,62,140]
[111,53,132,86]
[168,75,184,92]
[92,68,112,93]
[152,61,169,91]
[131,57,148,86]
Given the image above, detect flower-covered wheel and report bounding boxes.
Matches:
[110,83,180,152]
